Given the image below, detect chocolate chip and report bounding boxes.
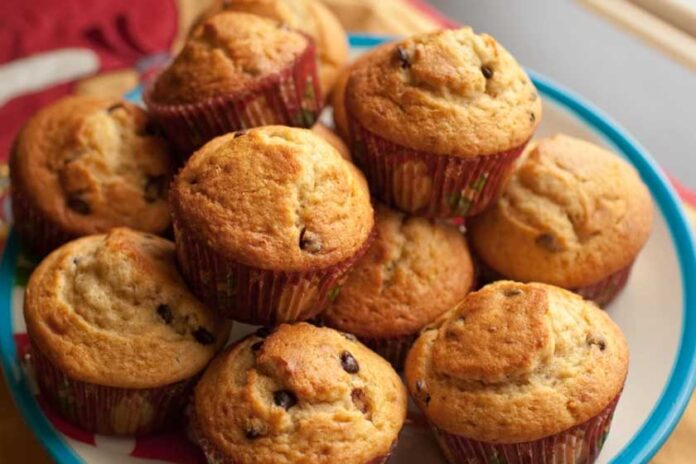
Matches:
[530,112,536,123]
[273,390,297,410]
[157,304,173,324]
[244,426,261,440]
[351,388,370,415]
[106,103,125,113]
[342,332,357,342]
[299,228,321,253]
[67,196,90,215]
[481,65,494,79]
[255,327,271,338]
[193,327,215,345]
[144,175,166,203]
[396,46,411,69]
[251,341,263,352]
[340,351,359,374]
[587,335,607,351]
[72,257,81,266]
[504,288,522,297]
[415,380,431,405]
[535,233,562,252]
[232,130,247,138]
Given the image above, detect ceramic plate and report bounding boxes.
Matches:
[1,34,695,464]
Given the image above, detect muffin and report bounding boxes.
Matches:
[322,204,475,369]
[345,28,541,217]
[405,281,629,464]
[311,122,350,160]
[170,126,374,325]
[190,322,407,464]
[10,96,172,257]
[24,228,230,435]
[469,135,654,306]
[197,0,349,96]
[145,12,322,159]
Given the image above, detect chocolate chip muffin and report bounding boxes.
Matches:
[198,0,349,96]
[345,27,541,217]
[171,126,374,325]
[322,204,475,369]
[24,228,230,435]
[145,11,322,158]
[405,281,628,463]
[10,96,172,257]
[469,135,654,306]
[191,322,407,464]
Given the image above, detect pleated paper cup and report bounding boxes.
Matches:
[144,38,322,161]
[350,333,418,372]
[173,219,375,326]
[431,394,620,464]
[348,117,526,218]
[31,342,196,436]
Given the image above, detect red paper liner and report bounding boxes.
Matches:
[356,333,418,372]
[10,181,77,257]
[573,262,634,307]
[475,257,634,307]
[431,394,620,464]
[31,342,196,436]
[144,37,322,161]
[348,117,526,218]
[173,219,375,325]
[189,405,397,464]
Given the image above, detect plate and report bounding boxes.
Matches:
[1,34,695,464]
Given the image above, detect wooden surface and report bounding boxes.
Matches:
[1,1,696,462]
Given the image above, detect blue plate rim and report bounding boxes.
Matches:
[1,33,694,464]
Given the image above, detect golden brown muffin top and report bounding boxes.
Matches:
[469,135,654,288]
[200,0,348,95]
[193,323,407,464]
[311,122,350,160]
[152,12,309,105]
[10,96,172,237]
[171,126,374,270]
[24,228,230,389]
[323,205,474,338]
[405,281,629,443]
[346,28,541,157]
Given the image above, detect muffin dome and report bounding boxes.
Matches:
[405,281,629,443]
[10,96,172,254]
[24,228,230,388]
[469,134,654,289]
[346,27,541,157]
[171,126,373,271]
[151,12,310,105]
[323,204,474,339]
[199,0,348,94]
[192,322,407,464]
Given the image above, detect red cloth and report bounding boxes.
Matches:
[0,0,178,160]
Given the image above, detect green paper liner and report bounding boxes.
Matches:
[189,404,398,464]
[173,218,375,326]
[144,37,322,161]
[30,342,196,436]
[347,117,527,218]
[430,393,620,464]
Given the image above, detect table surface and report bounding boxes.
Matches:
[431,0,696,189]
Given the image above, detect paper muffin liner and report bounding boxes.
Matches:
[10,180,77,257]
[144,38,322,161]
[355,333,418,372]
[475,257,634,307]
[31,341,196,436]
[431,394,620,464]
[347,117,526,218]
[173,219,375,326]
[189,405,398,464]
[573,262,634,307]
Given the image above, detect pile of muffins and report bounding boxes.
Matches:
[10,1,654,463]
